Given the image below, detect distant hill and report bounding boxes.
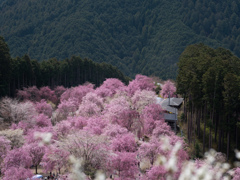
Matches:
[0,0,239,79]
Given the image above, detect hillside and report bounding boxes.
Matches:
[0,0,239,79]
[0,36,130,97]
[0,75,237,179]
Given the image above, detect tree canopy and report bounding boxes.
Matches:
[177,43,240,160]
[0,36,129,97]
[1,0,239,79]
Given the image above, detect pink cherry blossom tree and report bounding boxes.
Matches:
[52,116,88,139]
[35,99,53,117]
[60,130,109,176]
[0,97,18,123]
[39,86,58,104]
[83,117,107,135]
[23,143,46,174]
[17,86,64,103]
[0,129,24,149]
[142,116,155,136]
[95,78,126,98]
[145,165,167,180]
[11,112,51,135]
[78,101,101,117]
[16,89,32,101]
[54,86,67,103]
[41,144,70,174]
[81,92,104,108]
[141,103,164,121]
[57,98,79,119]
[53,120,72,138]
[1,147,32,174]
[12,120,35,135]
[17,86,41,102]
[233,168,240,180]
[103,124,128,139]
[60,84,94,104]
[103,96,130,123]
[24,126,53,144]
[2,167,33,180]
[104,96,142,135]
[141,104,164,135]
[13,101,37,123]
[127,74,155,96]
[116,109,140,132]
[0,98,37,124]
[131,90,156,112]
[152,121,174,137]
[35,113,52,128]
[65,116,88,130]
[138,138,163,166]
[111,133,137,152]
[160,80,176,98]
[108,152,138,179]
[77,92,104,117]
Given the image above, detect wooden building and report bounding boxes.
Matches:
[156,97,183,132]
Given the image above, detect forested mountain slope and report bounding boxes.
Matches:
[0,0,239,79]
[0,36,129,97]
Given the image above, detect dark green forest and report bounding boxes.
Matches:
[0,36,129,97]
[177,44,240,161]
[1,0,240,79]
[180,0,240,56]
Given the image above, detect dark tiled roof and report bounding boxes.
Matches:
[169,97,183,107]
[156,97,183,114]
[164,113,177,121]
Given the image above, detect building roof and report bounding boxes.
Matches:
[156,97,183,114]
[160,99,177,114]
[156,97,164,104]
[164,113,177,121]
[168,97,184,107]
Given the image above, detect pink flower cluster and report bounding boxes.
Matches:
[0,75,189,180]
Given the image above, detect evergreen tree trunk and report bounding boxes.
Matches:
[215,116,218,143]
[8,82,10,96]
[188,109,191,144]
[218,129,221,151]
[197,109,201,138]
[236,125,238,149]
[209,127,212,149]
[184,97,186,122]
[222,130,225,153]
[192,103,195,146]
[203,103,206,153]
[227,131,230,161]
